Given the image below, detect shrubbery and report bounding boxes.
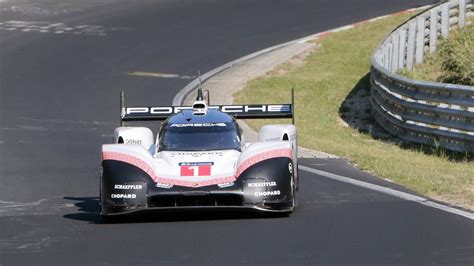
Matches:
[437,24,474,85]
[403,23,473,86]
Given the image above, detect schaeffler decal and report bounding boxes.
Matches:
[248,181,277,188]
[255,190,281,197]
[114,184,143,190]
[179,162,214,176]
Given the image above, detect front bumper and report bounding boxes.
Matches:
[101,204,294,216]
[100,157,296,216]
[101,189,294,216]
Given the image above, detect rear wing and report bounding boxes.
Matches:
[119,88,295,125]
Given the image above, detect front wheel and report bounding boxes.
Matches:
[290,174,298,211]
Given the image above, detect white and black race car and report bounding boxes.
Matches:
[100,89,298,216]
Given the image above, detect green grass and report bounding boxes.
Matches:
[234,13,474,210]
[400,20,474,85]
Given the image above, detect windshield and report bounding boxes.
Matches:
[159,122,240,151]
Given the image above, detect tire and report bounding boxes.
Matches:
[291,173,298,211]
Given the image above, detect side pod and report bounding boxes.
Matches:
[237,142,296,212]
[100,144,155,215]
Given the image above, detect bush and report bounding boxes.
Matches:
[437,24,474,85]
[404,23,474,85]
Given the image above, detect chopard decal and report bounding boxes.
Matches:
[254,190,280,197]
[111,194,136,199]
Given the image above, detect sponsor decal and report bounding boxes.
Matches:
[149,107,173,114]
[290,133,297,141]
[265,137,281,141]
[254,190,281,197]
[114,184,143,190]
[288,162,293,174]
[179,162,213,176]
[248,181,277,188]
[217,182,234,188]
[170,123,226,128]
[125,139,142,145]
[111,194,136,199]
[170,151,223,157]
[124,104,291,116]
[156,183,173,189]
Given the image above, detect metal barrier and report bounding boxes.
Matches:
[370,0,474,153]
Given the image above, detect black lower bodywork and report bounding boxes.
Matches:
[100,157,296,216]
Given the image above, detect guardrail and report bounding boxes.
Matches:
[370,0,474,153]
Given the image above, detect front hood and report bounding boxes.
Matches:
[154,150,240,187]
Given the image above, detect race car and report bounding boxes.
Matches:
[100,88,298,216]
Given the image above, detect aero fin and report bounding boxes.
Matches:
[196,70,203,101]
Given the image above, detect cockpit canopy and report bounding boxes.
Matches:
[158,110,241,151]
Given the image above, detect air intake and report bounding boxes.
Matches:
[192,100,208,116]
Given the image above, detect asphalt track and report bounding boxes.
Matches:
[1,0,473,265]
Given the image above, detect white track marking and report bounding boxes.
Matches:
[300,165,474,220]
[128,71,195,80]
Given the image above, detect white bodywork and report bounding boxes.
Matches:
[258,124,298,172]
[105,124,297,188]
[114,127,154,146]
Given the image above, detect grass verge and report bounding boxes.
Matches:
[234,12,474,210]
